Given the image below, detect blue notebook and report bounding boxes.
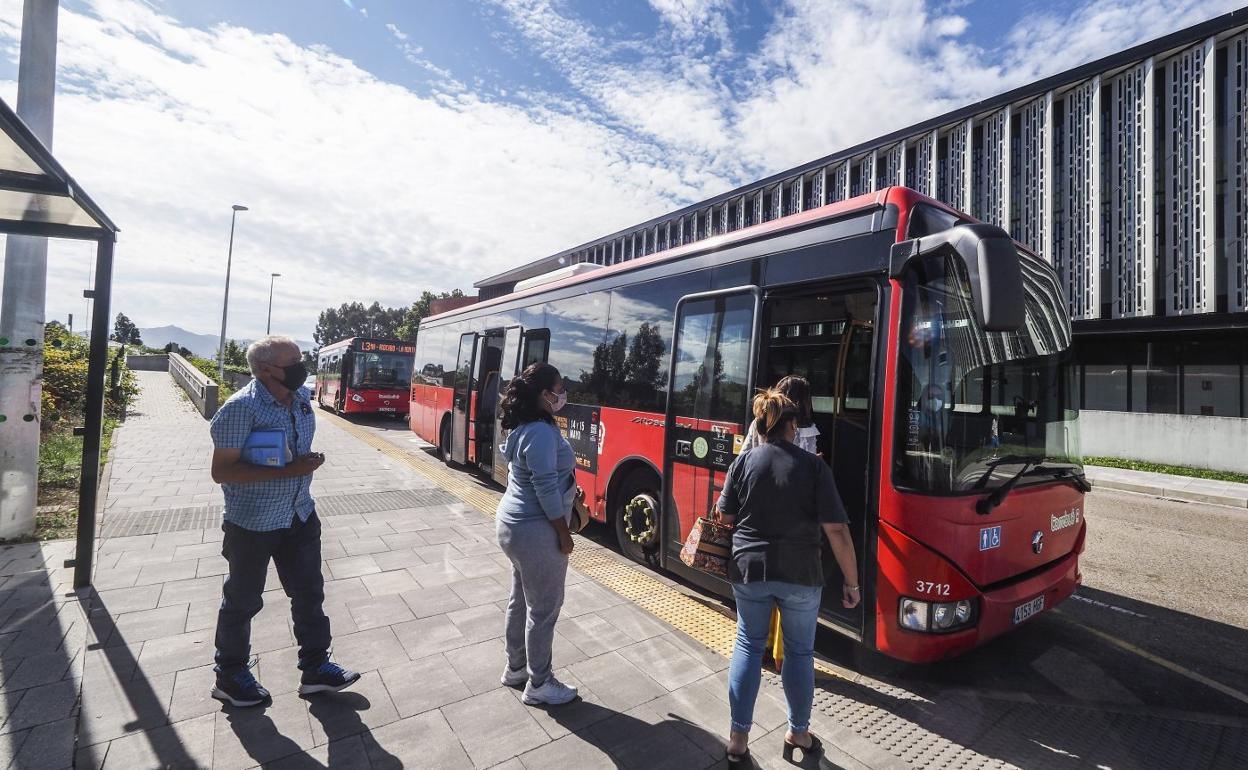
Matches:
[241,429,289,468]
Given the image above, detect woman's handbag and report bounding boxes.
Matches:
[679,516,733,577]
[569,486,592,533]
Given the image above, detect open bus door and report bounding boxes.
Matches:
[491,326,524,486]
[451,332,478,465]
[660,287,760,591]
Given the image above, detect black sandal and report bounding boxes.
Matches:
[782,733,823,766]
[726,747,752,769]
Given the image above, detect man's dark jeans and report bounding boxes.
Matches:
[214,512,331,675]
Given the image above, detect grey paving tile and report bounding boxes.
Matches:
[325,555,381,580]
[359,569,420,598]
[447,604,504,643]
[519,731,617,769]
[370,548,426,572]
[97,713,216,770]
[447,576,510,607]
[171,541,222,562]
[618,636,716,691]
[399,584,469,619]
[446,637,507,695]
[12,714,75,770]
[598,602,674,642]
[212,691,314,770]
[361,710,473,770]
[136,628,214,677]
[184,599,219,633]
[561,582,627,617]
[406,561,465,589]
[106,604,190,645]
[442,688,550,768]
[133,560,199,587]
[305,672,400,745]
[195,557,229,579]
[583,701,719,770]
[379,654,473,717]
[2,648,78,691]
[321,577,372,605]
[450,555,509,579]
[168,663,220,722]
[268,733,373,769]
[329,627,408,673]
[391,615,470,661]
[557,612,636,657]
[157,576,223,607]
[662,631,729,673]
[340,537,390,557]
[2,679,78,734]
[510,667,614,741]
[568,651,667,713]
[345,594,415,631]
[414,543,465,564]
[254,645,306,697]
[77,671,176,746]
[92,584,162,615]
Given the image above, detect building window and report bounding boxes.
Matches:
[1182,365,1240,416]
[1083,365,1128,411]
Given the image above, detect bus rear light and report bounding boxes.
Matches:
[899,598,977,633]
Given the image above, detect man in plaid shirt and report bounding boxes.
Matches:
[208,335,360,707]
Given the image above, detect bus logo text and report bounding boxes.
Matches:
[1051,508,1081,532]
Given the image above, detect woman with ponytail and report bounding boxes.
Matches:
[715,388,860,769]
[494,362,579,706]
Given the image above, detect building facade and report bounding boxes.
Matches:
[475,10,1248,440]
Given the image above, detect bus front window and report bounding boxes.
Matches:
[895,252,1081,494]
[352,352,412,390]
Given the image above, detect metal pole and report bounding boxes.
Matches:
[266,272,280,335]
[0,0,58,540]
[74,238,114,589]
[216,205,246,384]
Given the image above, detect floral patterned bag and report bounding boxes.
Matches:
[679,516,733,578]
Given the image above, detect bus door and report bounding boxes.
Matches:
[491,326,525,486]
[451,332,478,465]
[661,287,760,579]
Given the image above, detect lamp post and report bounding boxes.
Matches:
[266,272,281,334]
[217,204,248,384]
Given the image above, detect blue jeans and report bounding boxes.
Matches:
[728,580,822,734]
[214,512,331,674]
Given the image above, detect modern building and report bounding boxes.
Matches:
[474,9,1248,470]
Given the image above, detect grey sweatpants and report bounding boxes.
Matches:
[496,517,568,687]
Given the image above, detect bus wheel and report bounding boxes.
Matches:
[439,419,454,466]
[614,475,659,566]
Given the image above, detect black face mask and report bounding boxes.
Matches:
[279,362,308,392]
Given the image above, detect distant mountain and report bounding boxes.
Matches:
[139,325,315,357]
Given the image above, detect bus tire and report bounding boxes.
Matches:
[613,470,660,566]
[439,418,454,466]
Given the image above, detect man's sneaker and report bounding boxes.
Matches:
[522,677,578,705]
[211,663,270,708]
[501,665,528,687]
[298,660,362,695]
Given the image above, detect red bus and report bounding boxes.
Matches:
[315,337,414,417]
[409,187,1086,663]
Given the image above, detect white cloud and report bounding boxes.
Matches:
[0,0,1239,343]
[385,22,407,41]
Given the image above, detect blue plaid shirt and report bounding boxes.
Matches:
[209,378,317,531]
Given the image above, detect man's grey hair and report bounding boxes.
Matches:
[246,335,301,377]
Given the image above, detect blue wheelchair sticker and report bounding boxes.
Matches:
[979,526,1002,551]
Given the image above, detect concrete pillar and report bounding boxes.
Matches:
[0,0,58,540]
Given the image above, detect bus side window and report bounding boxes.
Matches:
[522,329,550,368]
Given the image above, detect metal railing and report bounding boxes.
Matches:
[169,352,219,418]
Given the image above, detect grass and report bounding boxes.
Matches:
[20,418,121,542]
[1083,455,1248,485]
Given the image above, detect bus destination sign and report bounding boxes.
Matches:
[360,341,415,354]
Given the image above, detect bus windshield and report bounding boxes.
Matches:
[894,251,1080,494]
[351,351,411,390]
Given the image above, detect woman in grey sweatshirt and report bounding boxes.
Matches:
[494,362,579,706]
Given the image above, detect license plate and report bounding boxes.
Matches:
[377,407,396,412]
[1012,596,1045,624]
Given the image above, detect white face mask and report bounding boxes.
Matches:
[547,391,568,413]
[930,398,944,411]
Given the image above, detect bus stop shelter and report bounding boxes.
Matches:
[0,96,118,588]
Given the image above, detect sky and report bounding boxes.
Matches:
[0,0,1240,343]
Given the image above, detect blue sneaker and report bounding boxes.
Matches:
[298,659,362,695]
[212,660,270,707]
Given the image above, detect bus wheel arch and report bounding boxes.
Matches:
[438,413,455,465]
[608,460,661,566]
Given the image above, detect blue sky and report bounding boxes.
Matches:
[0,0,1239,342]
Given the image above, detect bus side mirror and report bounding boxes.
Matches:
[890,223,1025,332]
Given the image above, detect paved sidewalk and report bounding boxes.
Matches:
[1086,465,1248,509]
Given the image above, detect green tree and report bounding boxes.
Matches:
[396,289,466,340]
[110,313,142,346]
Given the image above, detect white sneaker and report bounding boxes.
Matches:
[522,677,578,705]
[501,665,527,687]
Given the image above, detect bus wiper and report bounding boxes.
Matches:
[970,454,1036,491]
[975,460,1037,516]
[1026,465,1092,494]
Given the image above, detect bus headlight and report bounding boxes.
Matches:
[899,598,976,633]
[351,393,365,403]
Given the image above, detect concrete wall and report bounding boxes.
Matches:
[125,354,169,372]
[1080,410,1248,474]
[224,371,251,389]
[168,352,218,419]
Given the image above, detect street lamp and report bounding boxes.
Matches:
[266,272,281,334]
[217,204,248,384]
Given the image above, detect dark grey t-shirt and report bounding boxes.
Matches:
[716,440,848,586]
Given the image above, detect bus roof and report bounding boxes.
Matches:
[428,188,931,326]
